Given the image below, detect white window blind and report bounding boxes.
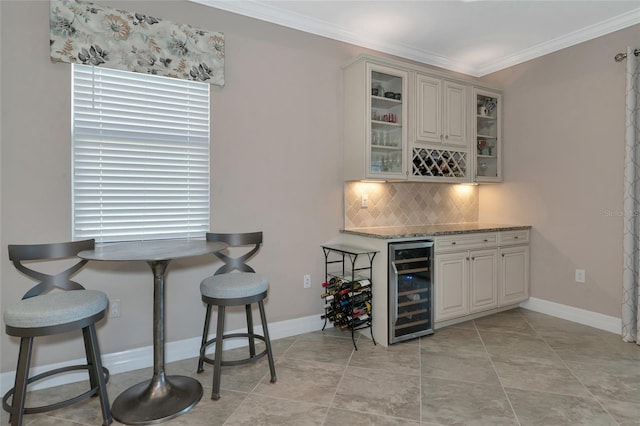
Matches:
[72,64,210,243]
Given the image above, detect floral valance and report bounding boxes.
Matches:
[50,0,225,86]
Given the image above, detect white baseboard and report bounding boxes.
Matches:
[0,313,326,395]
[520,297,621,334]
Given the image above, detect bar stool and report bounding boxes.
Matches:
[2,239,112,426]
[197,232,277,400]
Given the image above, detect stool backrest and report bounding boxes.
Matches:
[8,239,95,300]
[206,232,262,275]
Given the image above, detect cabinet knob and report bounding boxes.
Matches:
[451,241,456,245]
[483,239,488,242]
[445,135,449,139]
[514,236,519,239]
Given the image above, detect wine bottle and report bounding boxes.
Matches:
[351,279,371,290]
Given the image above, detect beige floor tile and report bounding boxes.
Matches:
[421,378,517,425]
[325,407,421,425]
[348,339,420,375]
[420,326,486,355]
[283,334,355,365]
[332,366,421,421]
[473,308,536,336]
[223,394,327,425]
[597,397,640,426]
[506,388,617,425]
[567,359,640,404]
[491,353,590,396]
[479,329,559,360]
[252,357,344,405]
[421,349,500,385]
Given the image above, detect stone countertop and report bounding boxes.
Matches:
[340,223,532,239]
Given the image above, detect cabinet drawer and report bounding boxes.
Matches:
[499,230,530,245]
[435,232,498,252]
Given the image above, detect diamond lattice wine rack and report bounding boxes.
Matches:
[412,148,467,178]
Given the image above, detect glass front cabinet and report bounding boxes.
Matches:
[474,88,502,182]
[344,59,408,181]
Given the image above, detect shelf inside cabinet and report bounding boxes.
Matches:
[371,120,402,128]
[371,144,401,150]
[372,96,402,107]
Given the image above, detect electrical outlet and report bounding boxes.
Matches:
[109,299,121,318]
[361,193,368,208]
[575,269,585,283]
[303,274,311,288]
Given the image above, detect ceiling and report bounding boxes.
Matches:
[191,0,640,77]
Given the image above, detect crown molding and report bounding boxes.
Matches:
[191,0,640,77]
[475,7,640,76]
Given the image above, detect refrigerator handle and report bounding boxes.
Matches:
[390,261,399,327]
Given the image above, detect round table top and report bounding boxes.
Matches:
[78,239,227,262]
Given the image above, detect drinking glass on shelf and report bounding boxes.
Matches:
[383,132,390,146]
[478,161,488,176]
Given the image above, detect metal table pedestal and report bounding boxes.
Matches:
[78,240,226,425]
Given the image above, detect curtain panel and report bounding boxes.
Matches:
[50,0,225,86]
[622,47,640,344]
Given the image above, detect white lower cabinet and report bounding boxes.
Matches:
[435,252,468,321]
[435,230,529,323]
[469,249,499,313]
[499,245,530,305]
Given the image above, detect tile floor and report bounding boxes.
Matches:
[3,308,640,425]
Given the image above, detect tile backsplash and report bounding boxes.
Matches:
[344,182,478,229]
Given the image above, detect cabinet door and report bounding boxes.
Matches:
[469,248,498,313]
[474,87,502,182]
[415,74,442,144]
[443,81,467,148]
[367,63,408,180]
[499,245,530,305]
[435,252,468,321]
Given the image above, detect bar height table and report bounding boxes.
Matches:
[79,239,227,425]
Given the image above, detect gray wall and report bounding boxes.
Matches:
[479,24,640,319]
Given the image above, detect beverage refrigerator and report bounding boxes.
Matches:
[388,240,434,344]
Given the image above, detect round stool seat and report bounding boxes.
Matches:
[4,290,108,331]
[200,273,269,300]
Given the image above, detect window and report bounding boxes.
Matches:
[72,64,210,243]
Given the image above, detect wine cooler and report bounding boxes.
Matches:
[388,240,434,344]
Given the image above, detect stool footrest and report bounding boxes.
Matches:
[2,364,110,415]
[199,333,268,367]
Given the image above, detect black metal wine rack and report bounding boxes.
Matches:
[321,244,378,350]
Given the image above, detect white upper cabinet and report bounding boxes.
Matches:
[443,81,468,148]
[415,74,441,144]
[415,74,467,149]
[474,88,502,182]
[343,55,502,183]
[344,59,408,181]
